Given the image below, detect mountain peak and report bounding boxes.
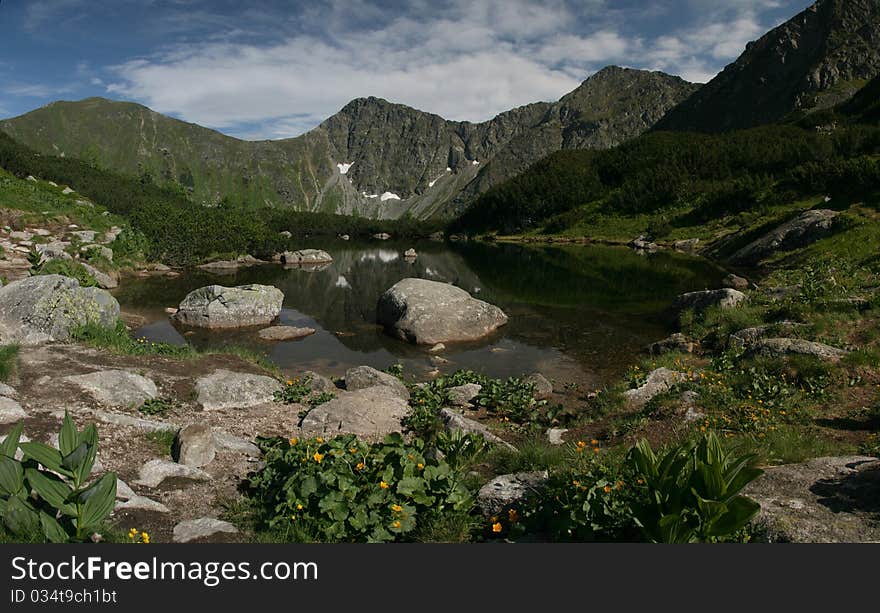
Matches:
[656,0,880,132]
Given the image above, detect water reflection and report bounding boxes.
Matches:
[114,240,725,385]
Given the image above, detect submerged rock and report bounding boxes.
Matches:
[281,249,333,265]
[173,284,283,329]
[0,275,119,345]
[258,326,316,341]
[377,278,508,345]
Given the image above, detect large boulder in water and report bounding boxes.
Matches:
[281,249,333,266]
[0,275,119,345]
[377,278,508,345]
[172,284,283,329]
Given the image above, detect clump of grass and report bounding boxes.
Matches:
[33,258,99,287]
[734,427,854,465]
[410,509,479,543]
[145,429,177,456]
[486,436,568,474]
[842,348,880,368]
[0,344,20,382]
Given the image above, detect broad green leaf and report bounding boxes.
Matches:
[59,411,78,456]
[299,475,318,498]
[39,511,70,543]
[0,422,23,458]
[706,496,761,537]
[25,468,76,516]
[0,456,24,496]
[78,472,117,530]
[19,442,68,475]
[4,496,40,538]
[62,442,89,472]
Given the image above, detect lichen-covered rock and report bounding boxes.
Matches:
[344,365,409,400]
[134,459,211,488]
[447,383,482,407]
[298,386,409,440]
[744,456,880,543]
[173,424,216,468]
[747,338,849,362]
[281,249,333,265]
[623,368,684,410]
[731,210,840,265]
[65,370,158,407]
[477,471,549,516]
[673,288,747,315]
[194,370,282,410]
[173,284,283,329]
[439,408,516,451]
[0,275,120,345]
[377,278,508,345]
[173,518,239,543]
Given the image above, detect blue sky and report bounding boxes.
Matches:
[0,0,813,140]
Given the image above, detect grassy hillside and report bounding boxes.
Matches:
[0,132,440,265]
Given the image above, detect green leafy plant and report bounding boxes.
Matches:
[138,397,175,416]
[274,376,313,404]
[247,433,473,543]
[625,431,763,543]
[435,430,489,473]
[0,413,117,543]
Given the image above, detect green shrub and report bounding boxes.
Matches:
[33,258,98,287]
[625,431,763,543]
[0,345,19,382]
[0,413,117,543]
[246,433,473,543]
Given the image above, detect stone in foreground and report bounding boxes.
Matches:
[344,365,409,400]
[744,456,880,543]
[0,397,27,424]
[258,325,316,341]
[173,518,239,543]
[298,386,409,440]
[377,278,508,345]
[194,369,282,411]
[65,370,158,408]
[135,459,211,488]
[0,275,119,345]
[173,424,217,468]
[173,284,283,329]
[477,471,549,517]
[623,367,683,410]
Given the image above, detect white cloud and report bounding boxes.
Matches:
[100,0,799,138]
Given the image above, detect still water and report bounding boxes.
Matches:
[113,240,726,387]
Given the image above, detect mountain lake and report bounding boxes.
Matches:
[113,239,727,387]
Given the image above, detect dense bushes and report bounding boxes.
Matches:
[0,132,441,265]
[452,123,880,234]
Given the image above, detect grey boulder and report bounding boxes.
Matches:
[173,284,283,329]
[194,370,282,411]
[65,370,158,408]
[298,386,409,440]
[345,365,409,400]
[673,288,746,315]
[0,275,119,345]
[173,424,216,468]
[173,518,239,543]
[731,209,839,266]
[477,471,549,517]
[377,278,508,345]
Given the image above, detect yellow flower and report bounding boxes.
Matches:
[296,503,303,510]
[288,437,298,446]
[417,463,424,470]
[313,452,324,463]
[141,532,150,544]
[392,504,403,513]
[316,437,324,444]
[591,439,599,446]
[491,522,503,533]
[508,509,519,523]
[380,481,389,489]
[603,485,612,494]
[593,447,600,454]
[349,447,357,454]
[576,441,587,449]
[286,380,293,386]
[392,520,402,529]
[356,462,366,471]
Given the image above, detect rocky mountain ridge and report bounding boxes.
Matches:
[0,67,697,220]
